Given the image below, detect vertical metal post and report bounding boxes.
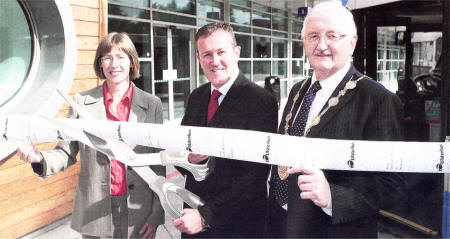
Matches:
[168,28,174,121]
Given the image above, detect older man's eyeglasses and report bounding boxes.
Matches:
[101,55,129,64]
[305,32,349,44]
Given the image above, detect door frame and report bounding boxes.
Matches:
[152,23,196,121]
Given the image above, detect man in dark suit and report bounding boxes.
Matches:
[268,2,406,238]
[172,22,278,238]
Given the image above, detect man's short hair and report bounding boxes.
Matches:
[195,22,237,48]
[93,32,140,80]
[301,1,357,38]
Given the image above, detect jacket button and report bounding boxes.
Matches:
[128,184,135,190]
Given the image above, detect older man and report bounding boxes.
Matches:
[268,2,405,238]
[172,22,278,238]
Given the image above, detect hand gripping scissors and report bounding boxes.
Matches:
[49,89,209,218]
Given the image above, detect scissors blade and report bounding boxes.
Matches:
[83,129,162,166]
[56,89,95,120]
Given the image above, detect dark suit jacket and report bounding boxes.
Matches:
[277,66,405,238]
[179,73,278,238]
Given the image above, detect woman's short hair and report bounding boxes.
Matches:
[93,32,140,80]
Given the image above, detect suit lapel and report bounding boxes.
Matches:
[129,85,148,123]
[307,66,360,137]
[286,78,312,130]
[196,84,212,126]
[82,85,107,120]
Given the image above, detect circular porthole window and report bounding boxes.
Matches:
[0,0,77,160]
[0,1,32,106]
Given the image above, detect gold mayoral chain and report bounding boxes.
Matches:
[277,74,366,180]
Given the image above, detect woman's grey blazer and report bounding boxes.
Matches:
[35,84,165,237]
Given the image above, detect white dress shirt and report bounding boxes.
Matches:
[210,70,240,105]
[292,62,351,216]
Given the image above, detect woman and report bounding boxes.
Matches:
[18,32,164,239]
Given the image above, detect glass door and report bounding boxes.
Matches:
[153,26,193,121]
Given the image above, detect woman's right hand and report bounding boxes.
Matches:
[17,142,43,163]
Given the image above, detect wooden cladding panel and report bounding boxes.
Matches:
[69,0,99,9]
[0,172,78,220]
[0,161,79,202]
[75,20,99,37]
[78,36,99,51]
[71,5,99,22]
[0,0,105,238]
[78,50,96,65]
[0,190,75,238]
[71,78,100,95]
[75,64,97,79]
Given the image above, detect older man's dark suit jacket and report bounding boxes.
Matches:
[278,65,405,238]
[179,73,278,238]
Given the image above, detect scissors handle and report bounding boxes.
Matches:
[160,150,212,181]
[163,182,205,209]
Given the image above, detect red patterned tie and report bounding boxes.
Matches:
[207,89,221,124]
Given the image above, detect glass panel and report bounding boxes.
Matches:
[0,0,32,105]
[172,28,191,119]
[292,20,303,33]
[198,19,213,28]
[152,11,196,25]
[153,27,169,121]
[273,39,287,58]
[292,41,303,58]
[392,61,399,70]
[238,61,251,80]
[112,0,149,7]
[292,60,303,78]
[253,36,270,58]
[198,0,223,20]
[292,33,302,41]
[377,61,383,71]
[386,61,391,70]
[152,0,195,15]
[272,61,287,78]
[272,16,287,31]
[272,8,287,17]
[377,49,384,59]
[230,0,250,7]
[230,6,250,25]
[393,50,399,59]
[253,11,270,29]
[253,28,271,36]
[253,61,270,82]
[272,32,288,38]
[231,24,250,33]
[377,72,383,81]
[134,61,152,93]
[253,2,270,13]
[235,34,251,58]
[109,18,151,57]
[108,4,150,19]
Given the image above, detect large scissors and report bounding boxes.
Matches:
[50,89,208,218]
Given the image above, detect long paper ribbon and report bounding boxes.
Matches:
[1,115,449,173]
